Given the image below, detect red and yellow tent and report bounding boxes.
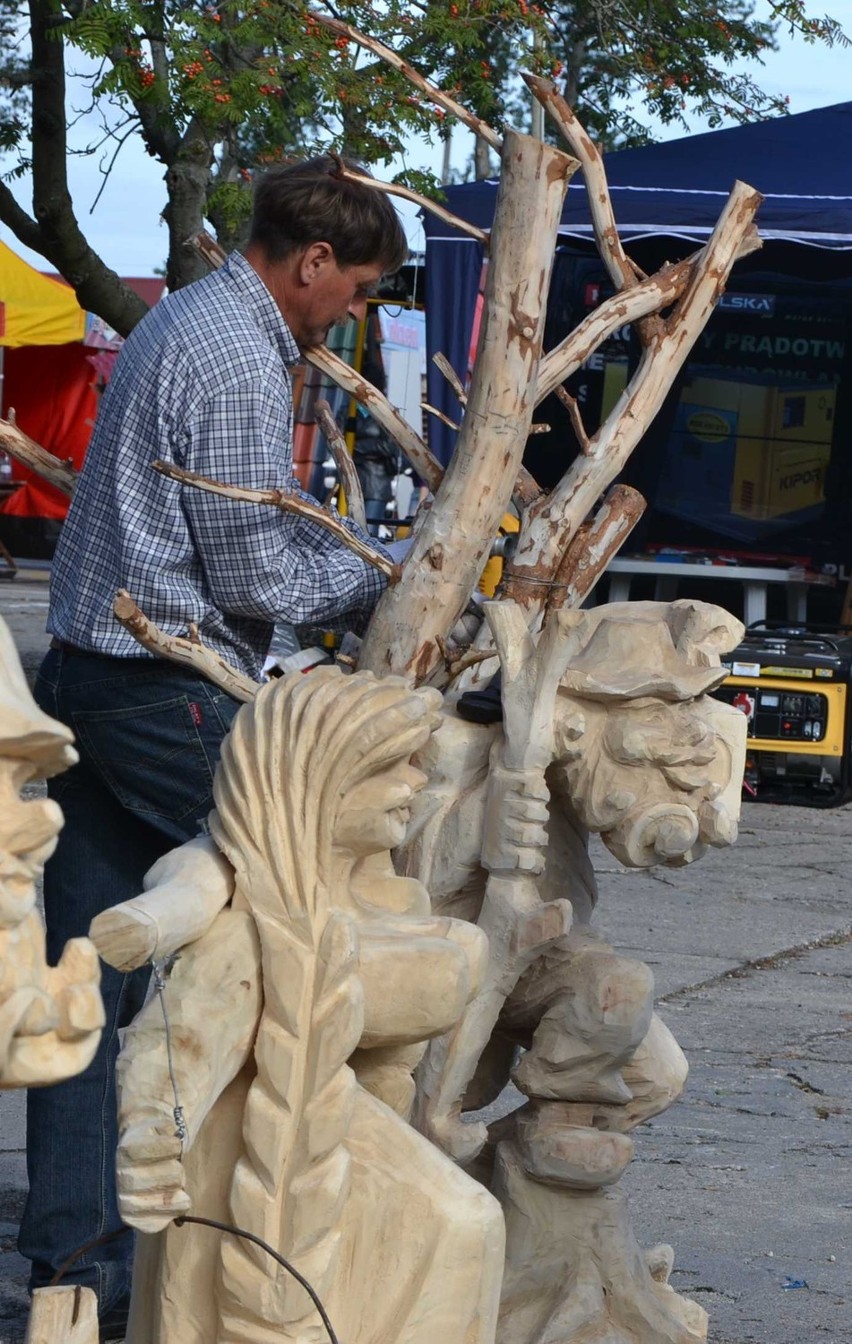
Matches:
[0,240,96,526]
[0,244,163,550]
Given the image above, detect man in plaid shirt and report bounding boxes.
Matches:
[20,157,407,1338]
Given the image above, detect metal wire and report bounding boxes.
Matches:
[48,1227,132,1287]
[174,1215,340,1344]
[151,955,187,1144]
[502,573,576,590]
[49,1216,340,1341]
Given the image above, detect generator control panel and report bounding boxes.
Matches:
[749,689,827,742]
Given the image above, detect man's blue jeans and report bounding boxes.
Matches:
[19,648,243,1313]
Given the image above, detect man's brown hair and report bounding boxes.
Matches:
[249,155,408,275]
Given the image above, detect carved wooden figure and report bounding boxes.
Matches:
[0,616,105,1343]
[11,16,760,1340]
[112,669,505,1344]
[96,600,747,1344]
[399,599,746,1344]
[0,616,104,1089]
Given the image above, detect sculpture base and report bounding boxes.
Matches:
[493,1142,707,1344]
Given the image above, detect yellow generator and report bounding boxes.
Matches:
[713,621,852,807]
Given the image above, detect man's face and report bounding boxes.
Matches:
[291,246,385,348]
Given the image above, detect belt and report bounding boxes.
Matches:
[49,638,197,671]
[50,638,115,658]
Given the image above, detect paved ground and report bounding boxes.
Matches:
[1,573,850,1343]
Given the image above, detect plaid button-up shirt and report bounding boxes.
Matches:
[49,252,388,680]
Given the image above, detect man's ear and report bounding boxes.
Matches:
[299,241,334,285]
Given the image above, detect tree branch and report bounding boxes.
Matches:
[534,236,761,409]
[543,484,646,616]
[0,418,77,496]
[358,130,577,682]
[186,233,542,505]
[113,590,257,701]
[27,0,150,335]
[314,396,367,532]
[421,401,460,432]
[311,11,503,150]
[555,386,590,454]
[433,352,467,406]
[338,167,489,246]
[304,345,444,494]
[505,180,763,611]
[523,73,642,297]
[536,256,692,406]
[151,459,399,581]
[0,182,45,256]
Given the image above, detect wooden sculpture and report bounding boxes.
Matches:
[400,599,746,1344]
[15,13,761,1341]
[112,669,505,1344]
[0,614,105,1343]
[94,598,746,1344]
[0,615,103,1087]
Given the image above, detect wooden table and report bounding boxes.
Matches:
[606,557,834,626]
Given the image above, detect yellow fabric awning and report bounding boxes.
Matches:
[0,239,86,348]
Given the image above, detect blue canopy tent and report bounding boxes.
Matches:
[423,101,852,567]
[425,100,852,470]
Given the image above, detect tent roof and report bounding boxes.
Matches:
[427,101,852,250]
[0,240,168,350]
[0,239,86,347]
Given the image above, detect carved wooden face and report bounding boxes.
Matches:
[0,762,64,926]
[334,762,429,857]
[550,693,743,867]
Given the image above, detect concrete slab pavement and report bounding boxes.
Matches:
[592,812,852,1344]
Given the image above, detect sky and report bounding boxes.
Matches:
[0,4,849,281]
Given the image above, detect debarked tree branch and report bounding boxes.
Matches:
[314,397,367,533]
[338,167,489,246]
[113,590,258,702]
[151,460,399,581]
[0,417,77,496]
[311,11,503,151]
